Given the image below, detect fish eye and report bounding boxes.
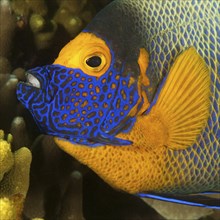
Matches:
[54,33,111,77]
[83,52,107,73]
[86,55,102,67]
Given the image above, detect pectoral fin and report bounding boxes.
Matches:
[149,47,210,150]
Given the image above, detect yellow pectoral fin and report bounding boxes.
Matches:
[150,47,210,150]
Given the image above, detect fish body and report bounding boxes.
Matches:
[17,0,219,208]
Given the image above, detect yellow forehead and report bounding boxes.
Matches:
[54,32,111,77]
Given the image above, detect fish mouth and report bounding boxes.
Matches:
[25,73,41,89]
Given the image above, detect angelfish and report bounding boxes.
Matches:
[17,0,220,209]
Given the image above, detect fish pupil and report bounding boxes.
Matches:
[86,56,102,67]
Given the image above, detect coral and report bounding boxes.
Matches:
[54,0,95,37]
[10,116,32,151]
[0,73,19,131]
[0,130,32,220]
[33,21,57,50]
[0,0,16,58]
[23,135,85,219]
[11,0,55,52]
[0,130,13,181]
[0,197,16,220]
[0,56,11,74]
[29,13,47,33]
[29,13,57,50]
[58,171,84,220]
[11,0,47,17]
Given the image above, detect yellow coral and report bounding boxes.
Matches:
[0,136,14,181]
[0,197,16,220]
[0,130,32,220]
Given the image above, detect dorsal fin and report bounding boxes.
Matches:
[150,47,210,150]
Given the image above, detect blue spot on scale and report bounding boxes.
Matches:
[200,139,205,149]
[204,57,209,66]
[194,5,198,11]
[200,3,204,10]
[204,137,210,146]
[187,38,192,46]
[207,165,212,173]
[196,146,201,154]
[185,154,189,162]
[172,34,177,43]
[176,6,180,14]
[213,124,218,135]
[211,111,217,124]
[186,25,191,32]
[180,38,185,47]
[194,34,199,42]
[197,161,202,169]
[199,11,203,19]
[213,152,218,160]
[200,153,205,161]
[210,133,215,142]
[210,59,215,70]
[156,36,161,44]
[216,78,220,90]
[190,151,194,159]
[164,45,169,54]
[159,53,165,62]
[165,8,169,15]
[216,24,220,35]
[215,91,219,104]
[151,40,155,48]
[209,146,213,155]
[213,1,218,8]
[155,45,160,53]
[158,16,162,23]
[166,54,171,61]
[210,43,215,51]
[209,18,214,26]
[181,163,186,169]
[210,25,216,36]
[173,150,179,157]
[171,49,176,57]
[179,11,184,20]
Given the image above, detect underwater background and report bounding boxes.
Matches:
[0,0,219,219]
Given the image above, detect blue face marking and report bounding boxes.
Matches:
[16,61,141,146]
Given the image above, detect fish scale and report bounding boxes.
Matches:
[114,0,220,193]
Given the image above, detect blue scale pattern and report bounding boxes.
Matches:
[120,0,219,193]
[17,63,141,146]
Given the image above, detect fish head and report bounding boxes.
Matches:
[17,30,150,146]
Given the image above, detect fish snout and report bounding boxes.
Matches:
[16,66,50,109]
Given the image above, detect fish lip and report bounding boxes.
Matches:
[25,72,41,89]
[17,80,41,91]
[18,66,58,102]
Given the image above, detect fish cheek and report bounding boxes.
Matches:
[100,48,151,134]
[45,67,115,142]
